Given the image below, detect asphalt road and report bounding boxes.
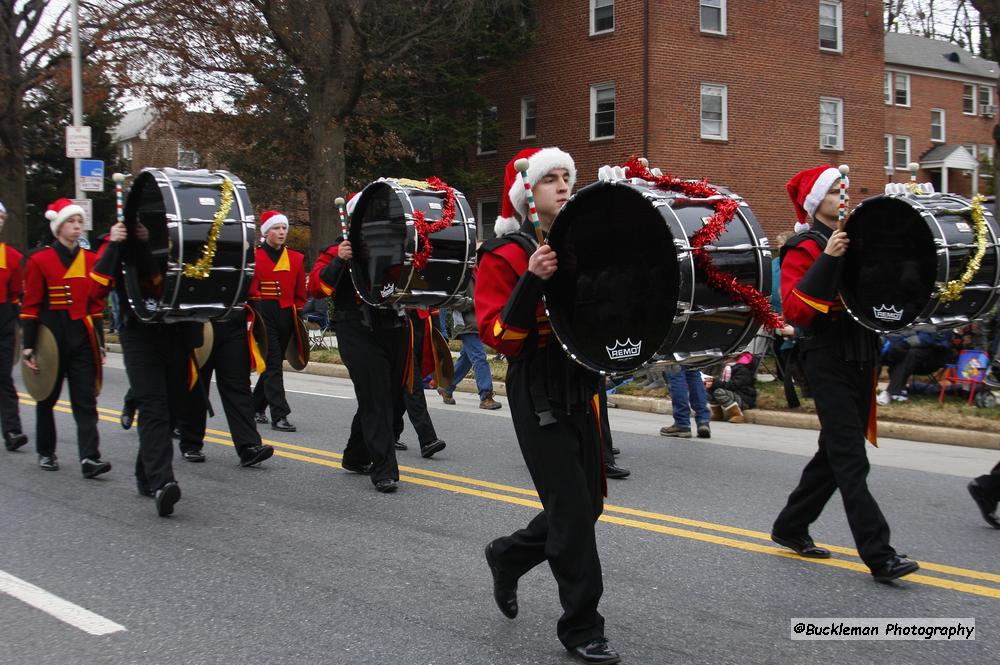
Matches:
[1,355,998,665]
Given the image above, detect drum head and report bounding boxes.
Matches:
[22,324,59,402]
[843,196,937,331]
[122,170,171,320]
[545,181,678,374]
[350,181,409,306]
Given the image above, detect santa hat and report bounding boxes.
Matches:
[344,191,360,217]
[793,221,810,234]
[0,201,6,214]
[494,147,576,237]
[259,210,289,235]
[786,165,848,224]
[45,198,85,235]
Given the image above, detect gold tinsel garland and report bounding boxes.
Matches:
[182,178,234,279]
[938,193,988,303]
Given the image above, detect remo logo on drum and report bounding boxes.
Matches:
[380,283,395,299]
[873,305,904,322]
[606,338,642,360]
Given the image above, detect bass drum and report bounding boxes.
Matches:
[842,192,1000,332]
[349,178,476,308]
[544,179,771,374]
[122,168,255,322]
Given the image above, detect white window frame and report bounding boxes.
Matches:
[590,83,616,141]
[979,144,994,177]
[884,72,892,105]
[590,0,614,36]
[177,145,200,169]
[819,0,843,53]
[894,135,911,171]
[930,108,945,143]
[477,197,499,240]
[819,96,843,150]
[521,96,536,140]
[964,83,977,115]
[893,73,910,107]
[120,141,133,161]
[700,0,726,35]
[700,82,728,140]
[884,134,893,172]
[979,85,994,114]
[476,105,498,156]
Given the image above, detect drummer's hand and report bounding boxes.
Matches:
[108,222,127,242]
[528,244,558,280]
[779,324,795,337]
[337,241,353,261]
[824,229,849,257]
[22,350,39,374]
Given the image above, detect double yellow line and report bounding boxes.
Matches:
[24,393,1000,600]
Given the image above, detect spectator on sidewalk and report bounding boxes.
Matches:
[706,352,757,423]
[876,330,952,404]
[660,366,711,439]
[438,281,501,410]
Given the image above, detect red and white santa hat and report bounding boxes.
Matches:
[786,165,848,226]
[45,198,85,235]
[494,147,576,237]
[259,210,289,235]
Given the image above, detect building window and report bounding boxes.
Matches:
[700,83,727,140]
[884,135,893,171]
[700,0,726,34]
[980,86,994,115]
[120,141,133,161]
[979,144,994,176]
[964,84,977,114]
[963,143,977,160]
[521,96,537,140]
[930,109,945,143]
[590,0,614,35]
[819,1,842,52]
[591,83,615,140]
[884,72,892,105]
[894,136,911,170]
[819,96,843,150]
[477,105,498,155]
[177,145,200,169]
[478,197,499,240]
[894,73,910,106]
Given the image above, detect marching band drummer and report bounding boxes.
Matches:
[476,148,621,665]
[770,165,919,583]
[21,199,113,478]
[0,201,28,452]
[249,210,306,432]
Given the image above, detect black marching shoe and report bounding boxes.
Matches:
[239,444,274,467]
[568,637,621,665]
[271,417,296,432]
[394,440,408,451]
[611,447,621,456]
[4,431,28,451]
[871,555,920,583]
[605,462,630,479]
[341,459,373,474]
[136,482,154,498]
[38,455,59,471]
[255,411,268,424]
[374,478,398,493]
[420,439,446,459]
[155,482,181,517]
[81,458,112,479]
[119,405,136,430]
[182,449,206,463]
[484,541,518,619]
[968,480,1000,529]
[770,532,831,559]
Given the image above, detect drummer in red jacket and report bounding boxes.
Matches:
[0,201,28,452]
[248,210,306,432]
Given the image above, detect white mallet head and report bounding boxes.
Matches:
[335,197,345,206]
[112,172,125,183]
[514,158,530,173]
[838,164,850,176]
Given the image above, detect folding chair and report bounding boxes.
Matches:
[304,320,329,351]
[938,349,990,405]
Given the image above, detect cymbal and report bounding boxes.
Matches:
[22,323,59,402]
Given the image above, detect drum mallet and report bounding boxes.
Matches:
[113,173,126,224]
[335,196,349,239]
[908,162,921,193]
[514,158,545,244]
[836,164,849,231]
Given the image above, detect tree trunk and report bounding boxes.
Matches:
[0,6,26,249]
[306,79,347,261]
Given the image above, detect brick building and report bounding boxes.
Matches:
[884,32,997,197]
[471,0,886,240]
[111,106,204,174]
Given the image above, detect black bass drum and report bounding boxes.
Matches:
[544,178,771,374]
[122,168,255,322]
[349,178,476,308]
[842,191,1000,332]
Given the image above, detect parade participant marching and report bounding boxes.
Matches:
[393,308,447,458]
[249,210,306,432]
[310,197,408,493]
[0,202,28,452]
[770,165,919,582]
[968,461,1000,529]
[21,199,111,477]
[477,148,621,664]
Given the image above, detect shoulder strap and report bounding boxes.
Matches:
[779,230,827,263]
[477,231,538,263]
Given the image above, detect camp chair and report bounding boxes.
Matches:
[304,320,330,351]
[938,349,990,405]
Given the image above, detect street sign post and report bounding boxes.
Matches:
[65,126,92,159]
[79,159,104,192]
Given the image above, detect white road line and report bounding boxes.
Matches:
[0,570,126,636]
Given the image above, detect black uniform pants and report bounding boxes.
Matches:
[490,362,605,650]
[975,461,1000,502]
[121,321,189,492]
[773,351,896,570]
[337,320,407,484]
[35,318,99,461]
[251,302,293,420]
[179,315,261,456]
[0,310,23,436]
[393,318,438,446]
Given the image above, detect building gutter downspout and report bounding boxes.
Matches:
[643,0,650,157]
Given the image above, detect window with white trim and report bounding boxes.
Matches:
[963,143,977,160]
[819,97,843,150]
[177,145,200,169]
[591,83,615,140]
[819,1,842,52]
[700,83,727,140]
[884,134,893,170]
[979,144,994,176]
[590,0,614,35]
[476,105,498,155]
[478,197,499,240]
[964,84,977,114]
[894,73,910,106]
[894,136,911,170]
[521,96,537,140]
[120,141,133,161]
[700,0,726,34]
[979,85,994,113]
[930,109,945,143]
[884,72,892,105]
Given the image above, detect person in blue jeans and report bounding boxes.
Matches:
[438,282,502,410]
[660,367,711,438]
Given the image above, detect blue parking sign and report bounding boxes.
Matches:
[79,159,104,192]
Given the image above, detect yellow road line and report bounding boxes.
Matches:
[26,395,1000,598]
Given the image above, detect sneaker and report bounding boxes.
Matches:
[876,390,890,406]
[890,394,909,402]
[438,387,456,405]
[696,423,712,438]
[39,455,59,471]
[660,425,691,438]
[479,392,502,410]
[81,458,112,479]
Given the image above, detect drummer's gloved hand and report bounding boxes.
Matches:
[597,165,628,182]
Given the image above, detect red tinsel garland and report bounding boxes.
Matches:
[411,176,457,272]
[621,156,783,330]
